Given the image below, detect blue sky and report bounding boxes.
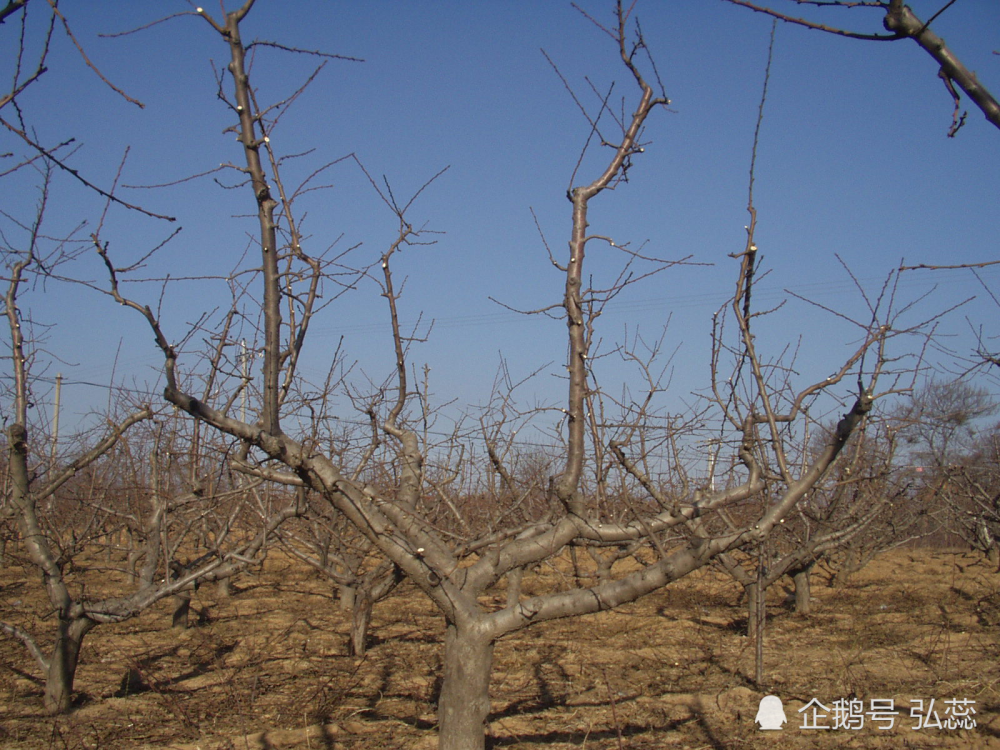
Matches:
[2,1,998,446]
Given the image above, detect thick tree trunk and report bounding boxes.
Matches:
[44,616,96,714]
[339,583,357,613]
[437,622,494,750]
[792,566,812,615]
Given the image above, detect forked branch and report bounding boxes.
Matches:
[724,0,1000,135]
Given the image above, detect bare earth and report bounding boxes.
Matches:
[2,548,998,749]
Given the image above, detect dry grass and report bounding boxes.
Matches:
[1,548,998,749]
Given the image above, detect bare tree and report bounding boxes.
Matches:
[821,480,936,587]
[713,414,925,684]
[718,427,892,614]
[0,168,153,712]
[1,310,304,713]
[898,379,997,462]
[0,170,310,712]
[93,4,944,748]
[898,379,1000,565]
[0,5,306,709]
[940,429,1000,567]
[277,489,403,657]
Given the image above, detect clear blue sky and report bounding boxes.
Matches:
[3,1,998,444]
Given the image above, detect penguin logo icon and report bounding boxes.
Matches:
[755,695,787,730]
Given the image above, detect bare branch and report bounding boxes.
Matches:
[0,118,176,220]
[244,39,364,63]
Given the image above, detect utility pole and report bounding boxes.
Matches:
[50,373,62,468]
[705,438,720,492]
[240,340,249,423]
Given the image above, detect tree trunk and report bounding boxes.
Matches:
[347,564,401,657]
[591,550,614,583]
[505,567,523,608]
[127,547,142,582]
[569,545,581,582]
[437,621,494,750]
[44,616,96,714]
[792,566,812,615]
[349,590,373,657]
[172,594,191,629]
[831,548,865,587]
[745,582,760,641]
[339,583,357,613]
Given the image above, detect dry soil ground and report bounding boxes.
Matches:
[2,548,999,749]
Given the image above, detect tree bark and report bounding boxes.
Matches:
[437,621,494,750]
[216,577,232,598]
[44,616,96,715]
[348,564,400,657]
[339,583,357,613]
[792,565,812,614]
[505,567,523,609]
[569,546,581,582]
[349,590,373,657]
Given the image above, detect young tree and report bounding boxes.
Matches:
[100,4,934,748]
[716,425,897,628]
